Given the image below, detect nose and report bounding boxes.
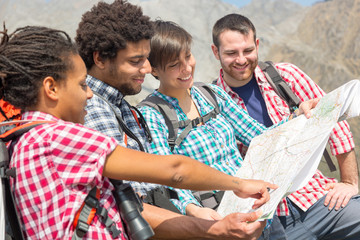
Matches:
[235,54,246,65]
[87,86,93,99]
[140,59,152,74]
[182,59,193,74]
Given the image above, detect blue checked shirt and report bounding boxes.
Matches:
[84,75,160,195]
[138,83,286,214]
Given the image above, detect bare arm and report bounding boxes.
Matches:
[142,203,265,240]
[103,146,277,203]
[324,150,359,210]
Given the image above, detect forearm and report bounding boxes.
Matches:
[337,150,359,185]
[143,204,265,240]
[143,203,217,239]
[104,146,245,192]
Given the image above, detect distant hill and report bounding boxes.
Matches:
[1,0,360,181]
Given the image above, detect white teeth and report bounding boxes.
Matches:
[180,74,191,80]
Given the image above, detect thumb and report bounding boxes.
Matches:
[236,210,263,222]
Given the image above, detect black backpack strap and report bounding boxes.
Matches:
[258,61,301,112]
[143,186,181,214]
[1,142,25,240]
[1,121,53,240]
[128,106,153,143]
[259,61,336,172]
[92,92,146,151]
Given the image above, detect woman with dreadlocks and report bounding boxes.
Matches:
[0,25,277,239]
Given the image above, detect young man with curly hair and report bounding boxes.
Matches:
[76,1,269,239]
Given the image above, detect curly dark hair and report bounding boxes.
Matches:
[0,24,77,110]
[75,0,154,70]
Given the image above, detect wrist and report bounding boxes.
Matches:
[185,203,202,217]
[289,107,299,120]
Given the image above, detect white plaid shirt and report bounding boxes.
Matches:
[214,63,355,216]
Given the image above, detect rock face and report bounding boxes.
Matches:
[1,0,360,179]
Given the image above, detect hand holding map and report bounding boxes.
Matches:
[218,80,360,220]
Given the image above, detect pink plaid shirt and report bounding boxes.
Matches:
[9,111,128,239]
[215,63,355,216]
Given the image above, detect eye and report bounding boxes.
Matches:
[80,81,88,90]
[226,52,236,56]
[168,62,179,68]
[130,59,141,65]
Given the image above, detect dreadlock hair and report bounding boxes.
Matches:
[75,0,154,70]
[0,25,77,110]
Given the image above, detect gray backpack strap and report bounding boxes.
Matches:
[72,187,121,240]
[192,190,224,210]
[139,84,220,150]
[138,95,190,151]
[258,61,301,112]
[174,83,220,146]
[259,61,336,172]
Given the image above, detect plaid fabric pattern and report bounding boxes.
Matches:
[84,75,160,196]
[214,63,355,216]
[139,84,285,214]
[9,111,127,239]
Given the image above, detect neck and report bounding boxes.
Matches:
[222,70,253,88]
[158,85,190,102]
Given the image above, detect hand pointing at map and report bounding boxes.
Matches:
[290,98,320,120]
[233,179,278,209]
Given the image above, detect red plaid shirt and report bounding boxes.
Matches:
[9,111,127,239]
[215,63,355,216]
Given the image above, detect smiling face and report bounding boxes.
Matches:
[212,29,259,87]
[152,50,196,96]
[57,54,93,124]
[102,39,151,96]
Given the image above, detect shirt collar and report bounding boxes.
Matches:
[22,111,62,122]
[86,75,123,106]
[217,66,266,93]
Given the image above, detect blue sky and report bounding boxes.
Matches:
[222,0,321,7]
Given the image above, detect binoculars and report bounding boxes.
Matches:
[111,180,154,240]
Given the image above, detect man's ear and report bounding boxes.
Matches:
[43,76,59,101]
[93,51,106,69]
[211,44,220,60]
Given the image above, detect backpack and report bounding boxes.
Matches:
[1,121,50,240]
[137,82,223,210]
[258,61,336,172]
[137,82,220,151]
[0,100,21,123]
[0,121,126,240]
[0,100,22,134]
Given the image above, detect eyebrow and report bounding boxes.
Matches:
[129,54,147,59]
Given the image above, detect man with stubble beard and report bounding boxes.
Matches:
[211,13,360,240]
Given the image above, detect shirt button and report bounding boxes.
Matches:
[226,162,229,165]
[221,144,224,148]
